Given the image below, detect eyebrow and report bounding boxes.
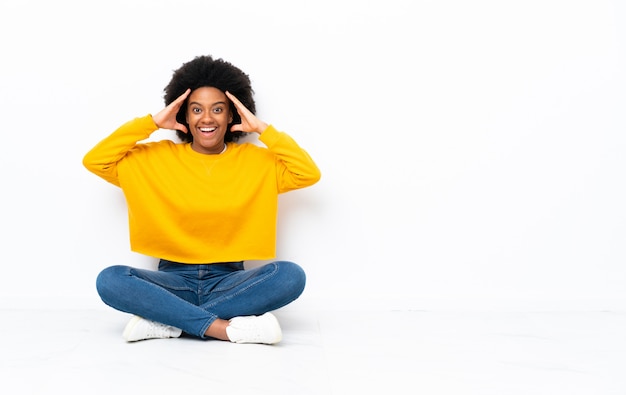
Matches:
[189,100,228,107]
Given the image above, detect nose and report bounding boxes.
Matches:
[201,111,214,122]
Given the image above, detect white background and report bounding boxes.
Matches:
[0,0,624,312]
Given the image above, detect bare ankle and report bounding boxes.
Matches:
[204,318,230,341]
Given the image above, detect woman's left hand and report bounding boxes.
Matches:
[226,91,269,135]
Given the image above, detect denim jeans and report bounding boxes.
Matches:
[95,260,306,338]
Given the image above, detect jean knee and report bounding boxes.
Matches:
[95,265,129,303]
[277,261,306,297]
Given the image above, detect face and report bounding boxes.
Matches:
[185,87,233,154]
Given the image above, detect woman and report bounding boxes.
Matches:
[83,55,321,344]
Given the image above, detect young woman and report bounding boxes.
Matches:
[83,55,321,344]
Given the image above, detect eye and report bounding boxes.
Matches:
[212,107,223,114]
[192,107,202,114]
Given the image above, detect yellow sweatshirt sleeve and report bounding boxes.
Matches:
[82,115,157,187]
[259,125,322,193]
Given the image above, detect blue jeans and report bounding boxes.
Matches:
[95,260,306,338]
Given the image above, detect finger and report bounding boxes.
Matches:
[225,91,247,112]
[176,122,188,134]
[178,88,191,102]
[225,90,240,105]
[171,88,191,108]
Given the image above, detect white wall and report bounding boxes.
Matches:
[1,0,624,311]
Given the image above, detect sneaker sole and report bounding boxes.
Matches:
[122,315,143,342]
[261,312,282,344]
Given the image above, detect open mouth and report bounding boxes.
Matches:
[199,127,217,134]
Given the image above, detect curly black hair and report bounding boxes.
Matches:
[163,55,256,143]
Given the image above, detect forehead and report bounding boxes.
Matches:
[188,86,227,103]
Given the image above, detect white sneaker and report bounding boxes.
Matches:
[226,312,282,344]
[122,315,182,342]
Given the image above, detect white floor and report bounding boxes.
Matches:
[2,305,626,394]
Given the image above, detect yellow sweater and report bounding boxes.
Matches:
[83,115,321,263]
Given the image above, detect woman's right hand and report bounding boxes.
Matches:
[152,88,191,133]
